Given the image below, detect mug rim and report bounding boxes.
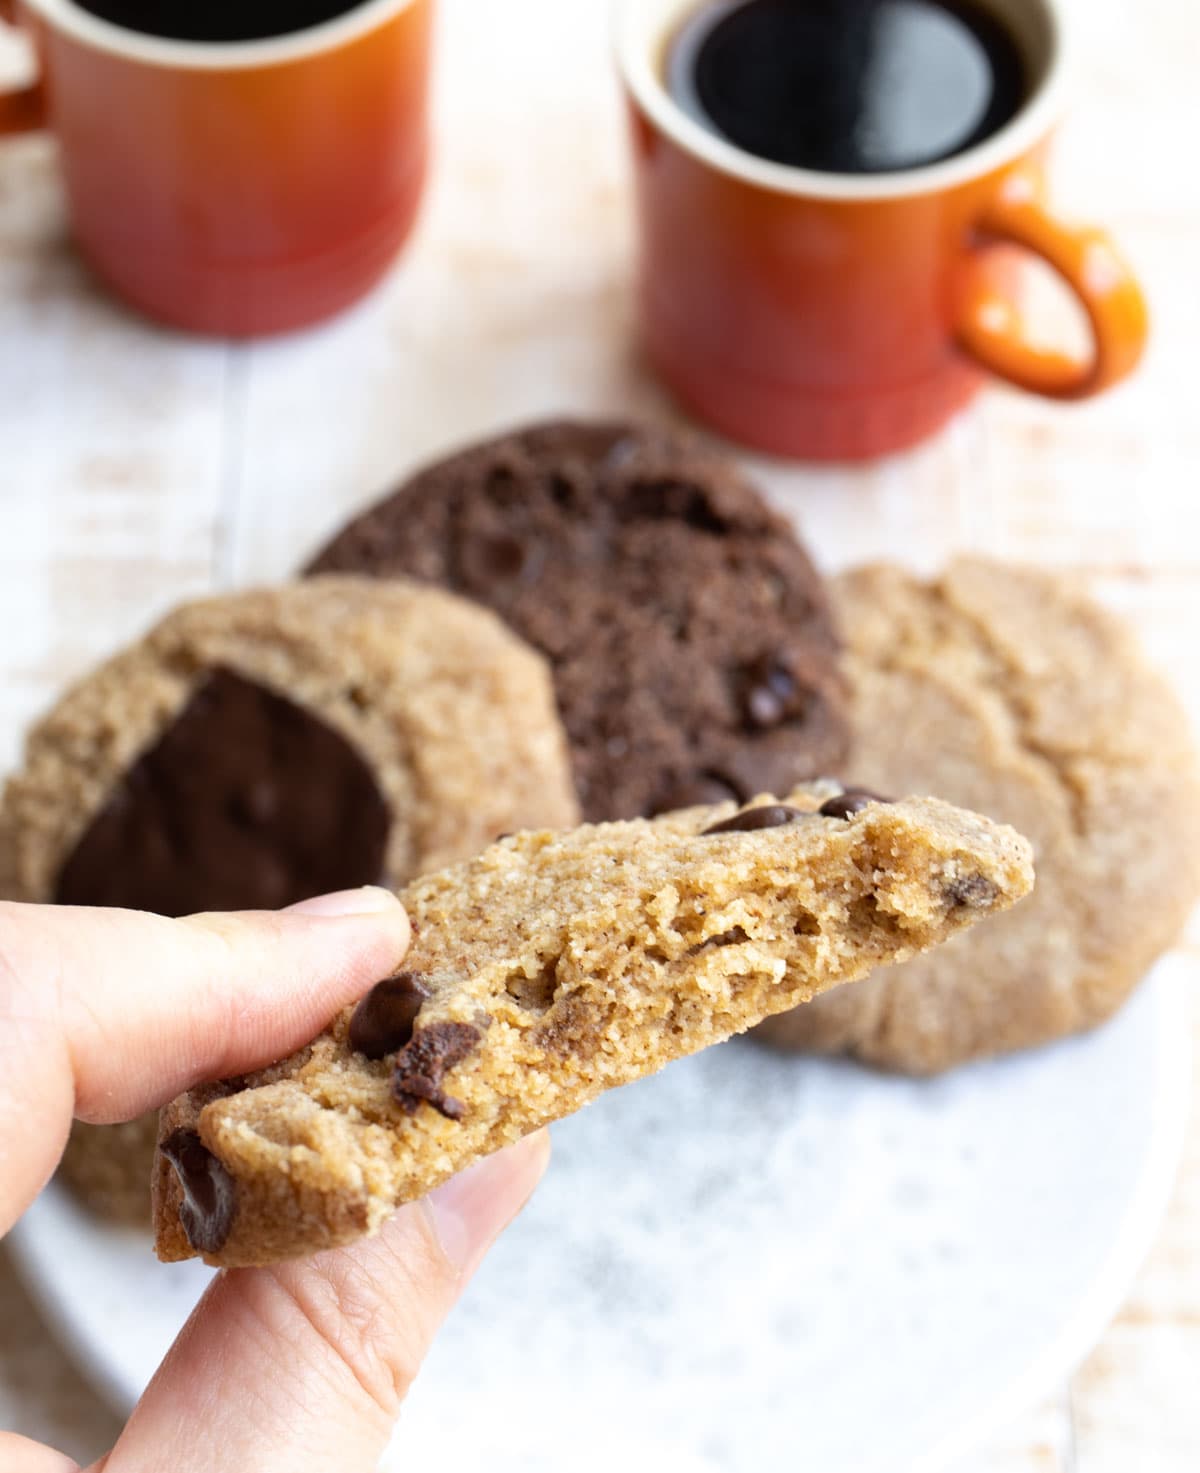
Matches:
[15,0,420,69]
[615,0,1069,201]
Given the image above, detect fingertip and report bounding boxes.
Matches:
[520,1125,553,1181]
[0,1433,80,1472]
[421,1130,552,1278]
[121,899,411,1110]
[283,889,411,983]
[286,886,404,921]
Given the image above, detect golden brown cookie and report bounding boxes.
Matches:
[756,559,1200,1072]
[56,1119,162,1226]
[0,576,578,1222]
[154,785,1032,1266]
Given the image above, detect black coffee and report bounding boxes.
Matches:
[75,0,363,43]
[667,0,1030,174]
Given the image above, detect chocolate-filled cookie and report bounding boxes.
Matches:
[755,559,1200,1072]
[2,576,578,1221]
[306,421,849,820]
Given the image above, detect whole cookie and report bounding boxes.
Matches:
[306,420,849,820]
[2,576,578,1219]
[755,559,1200,1072]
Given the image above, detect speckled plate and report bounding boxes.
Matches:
[8,957,1191,1473]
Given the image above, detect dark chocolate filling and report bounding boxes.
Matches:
[54,667,390,916]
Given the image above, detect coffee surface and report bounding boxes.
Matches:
[75,0,364,43]
[668,0,1029,174]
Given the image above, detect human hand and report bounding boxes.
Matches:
[0,890,549,1472]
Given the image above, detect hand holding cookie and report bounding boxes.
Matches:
[0,891,548,1473]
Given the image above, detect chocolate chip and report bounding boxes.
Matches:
[742,657,801,730]
[392,1021,481,1120]
[946,873,999,907]
[702,804,810,835]
[818,789,890,820]
[349,972,430,1059]
[650,774,742,815]
[160,1129,236,1255]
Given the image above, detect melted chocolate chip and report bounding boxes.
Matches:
[818,789,891,820]
[54,667,390,917]
[160,1129,236,1255]
[946,873,999,907]
[349,972,430,1059]
[392,1022,482,1120]
[742,657,802,731]
[745,686,784,728]
[702,804,810,835]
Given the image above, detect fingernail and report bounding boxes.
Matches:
[287,886,401,919]
[424,1133,551,1276]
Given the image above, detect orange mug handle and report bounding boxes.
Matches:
[954,170,1148,399]
[0,0,46,136]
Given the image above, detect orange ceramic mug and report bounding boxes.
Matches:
[617,0,1149,460]
[0,0,433,335]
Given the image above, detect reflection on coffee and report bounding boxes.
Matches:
[667,0,1030,174]
[75,0,365,43]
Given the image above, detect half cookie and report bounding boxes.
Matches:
[756,559,1200,1072]
[1,576,577,1221]
[306,420,849,819]
[154,785,1032,1266]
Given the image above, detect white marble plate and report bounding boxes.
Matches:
[9,957,1191,1473]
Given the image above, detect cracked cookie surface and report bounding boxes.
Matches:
[756,559,1200,1072]
[154,785,1032,1266]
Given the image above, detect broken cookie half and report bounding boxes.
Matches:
[154,785,1033,1266]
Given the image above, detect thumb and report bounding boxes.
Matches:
[0,890,410,1235]
[94,1130,550,1473]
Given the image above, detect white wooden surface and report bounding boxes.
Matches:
[1,0,1197,1466]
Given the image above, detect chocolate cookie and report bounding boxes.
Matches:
[755,559,1200,1072]
[154,784,1032,1266]
[1,576,578,1221]
[306,420,849,820]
